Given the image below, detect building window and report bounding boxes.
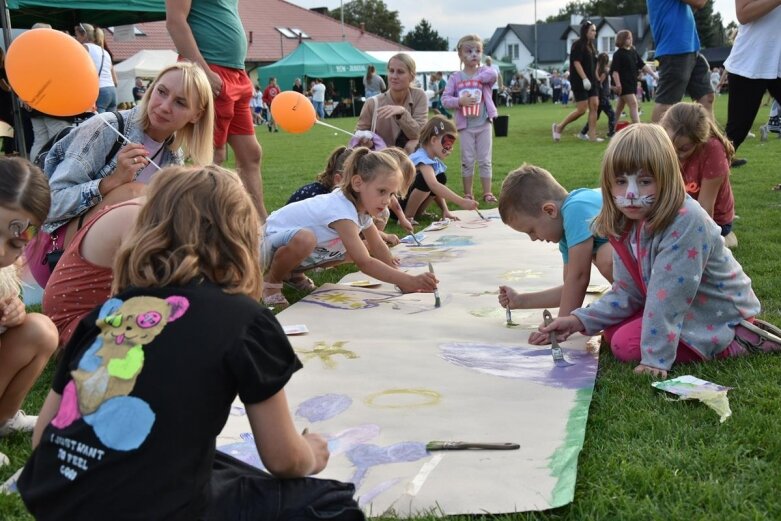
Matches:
[276,27,310,39]
[601,36,615,53]
[507,43,519,60]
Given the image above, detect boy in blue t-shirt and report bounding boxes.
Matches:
[497,164,613,345]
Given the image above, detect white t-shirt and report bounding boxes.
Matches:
[724,6,781,79]
[311,83,326,102]
[265,190,372,263]
[489,63,501,91]
[85,43,114,88]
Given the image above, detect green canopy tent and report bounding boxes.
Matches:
[3,0,166,30]
[259,41,386,117]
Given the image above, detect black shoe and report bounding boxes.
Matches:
[731,158,747,168]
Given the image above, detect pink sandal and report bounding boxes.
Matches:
[286,275,316,292]
[483,193,498,204]
[262,282,289,309]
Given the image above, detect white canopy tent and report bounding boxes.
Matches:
[114,49,178,104]
[366,51,517,91]
[366,51,463,76]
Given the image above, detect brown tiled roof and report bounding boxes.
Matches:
[106,0,409,64]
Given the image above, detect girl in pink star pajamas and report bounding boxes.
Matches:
[541,124,781,378]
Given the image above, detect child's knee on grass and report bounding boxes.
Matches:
[2,314,59,360]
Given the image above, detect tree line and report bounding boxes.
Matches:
[328,0,735,51]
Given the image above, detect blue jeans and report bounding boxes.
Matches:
[313,100,325,119]
[96,87,117,113]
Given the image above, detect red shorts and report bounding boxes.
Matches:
[209,63,255,146]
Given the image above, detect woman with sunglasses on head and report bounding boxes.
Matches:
[400,116,478,224]
[355,53,428,154]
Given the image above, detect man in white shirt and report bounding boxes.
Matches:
[311,79,326,119]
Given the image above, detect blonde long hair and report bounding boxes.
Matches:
[112,165,262,300]
[136,62,214,166]
[593,124,685,237]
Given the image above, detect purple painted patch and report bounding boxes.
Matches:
[346,441,429,487]
[217,439,266,471]
[296,393,353,422]
[328,424,381,455]
[439,342,598,390]
[358,478,402,507]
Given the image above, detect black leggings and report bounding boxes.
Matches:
[206,451,365,520]
[725,73,781,151]
[580,96,616,136]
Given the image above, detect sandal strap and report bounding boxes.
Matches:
[264,282,284,289]
[740,320,781,345]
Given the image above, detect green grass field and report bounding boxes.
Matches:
[2,97,780,519]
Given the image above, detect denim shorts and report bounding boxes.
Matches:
[262,227,346,272]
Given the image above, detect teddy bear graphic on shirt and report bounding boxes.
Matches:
[51,295,189,451]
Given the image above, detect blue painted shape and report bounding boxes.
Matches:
[83,396,155,451]
[77,337,105,372]
[346,441,428,486]
[217,439,267,471]
[296,393,352,422]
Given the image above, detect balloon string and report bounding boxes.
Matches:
[314,120,356,137]
[97,113,162,171]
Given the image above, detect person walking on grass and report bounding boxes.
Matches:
[647,0,714,124]
[552,20,602,142]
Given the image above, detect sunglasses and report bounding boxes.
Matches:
[9,219,36,242]
[441,134,456,152]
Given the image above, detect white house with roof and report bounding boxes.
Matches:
[486,14,653,73]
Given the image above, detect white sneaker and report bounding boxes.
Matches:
[747,131,756,138]
[0,410,37,437]
[0,451,8,467]
[551,122,561,142]
[577,132,589,141]
[724,231,738,249]
[760,125,769,142]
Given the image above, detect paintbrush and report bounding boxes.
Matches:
[542,309,574,367]
[411,228,423,246]
[475,208,487,220]
[427,262,441,308]
[506,305,513,327]
[426,441,520,451]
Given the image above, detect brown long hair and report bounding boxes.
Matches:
[112,165,262,299]
[0,157,51,225]
[660,102,735,164]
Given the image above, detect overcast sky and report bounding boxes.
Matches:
[288,0,738,48]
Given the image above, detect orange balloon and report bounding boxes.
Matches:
[6,29,99,117]
[270,91,316,134]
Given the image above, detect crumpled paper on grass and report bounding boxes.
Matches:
[652,375,733,423]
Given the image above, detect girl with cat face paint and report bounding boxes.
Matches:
[539,124,781,379]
